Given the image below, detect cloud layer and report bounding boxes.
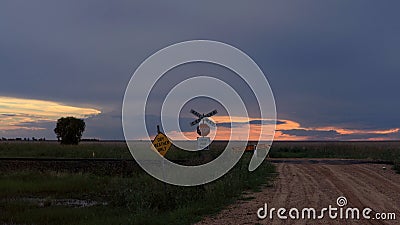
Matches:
[1,1,399,140]
[0,96,100,135]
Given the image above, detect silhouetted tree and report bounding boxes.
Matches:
[54,117,85,145]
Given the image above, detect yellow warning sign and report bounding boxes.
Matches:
[151,132,172,156]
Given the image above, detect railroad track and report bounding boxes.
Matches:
[0,157,135,162]
[0,157,392,164]
[269,158,393,165]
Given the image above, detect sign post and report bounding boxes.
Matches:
[151,125,172,186]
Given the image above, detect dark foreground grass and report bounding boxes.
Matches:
[1,140,399,224]
[0,153,275,225]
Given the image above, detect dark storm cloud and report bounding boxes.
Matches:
[145,115,197,136]
[280,129,340,139]
[0,114,16,117]
[1,1,400,139]
[217,120,286,128]
[250,120,286,125]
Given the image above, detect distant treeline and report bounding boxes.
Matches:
[1,137,46,141]
[81,138,100,142]
[0,137,100,142]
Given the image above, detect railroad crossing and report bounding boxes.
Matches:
[190,109,218,150]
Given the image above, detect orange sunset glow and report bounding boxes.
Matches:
[165,116,400,141]
[1,98,398,141]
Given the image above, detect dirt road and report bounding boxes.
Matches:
[196,159,400,225]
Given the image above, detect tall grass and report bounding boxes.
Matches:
[0,153,275,225]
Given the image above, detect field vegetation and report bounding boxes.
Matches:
[0,140,399,224]
[0,141,275,225]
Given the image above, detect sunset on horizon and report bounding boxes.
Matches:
[1,1,399,224]
[1,95,399,141]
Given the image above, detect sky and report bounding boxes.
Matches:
[0,1,400,141]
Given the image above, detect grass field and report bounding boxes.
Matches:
[0,141,275,225]
[0,140,399,224]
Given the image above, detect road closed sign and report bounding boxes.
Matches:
[152,132,172,156]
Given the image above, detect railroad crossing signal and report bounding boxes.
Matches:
[190,109,217,150]
[202,117,216,127]
[190,109,218,126]
[197,123,210,136]
[190,109,202,118]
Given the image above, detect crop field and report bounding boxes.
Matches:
[0,141,399,225]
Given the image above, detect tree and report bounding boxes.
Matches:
[54,117,86,145]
